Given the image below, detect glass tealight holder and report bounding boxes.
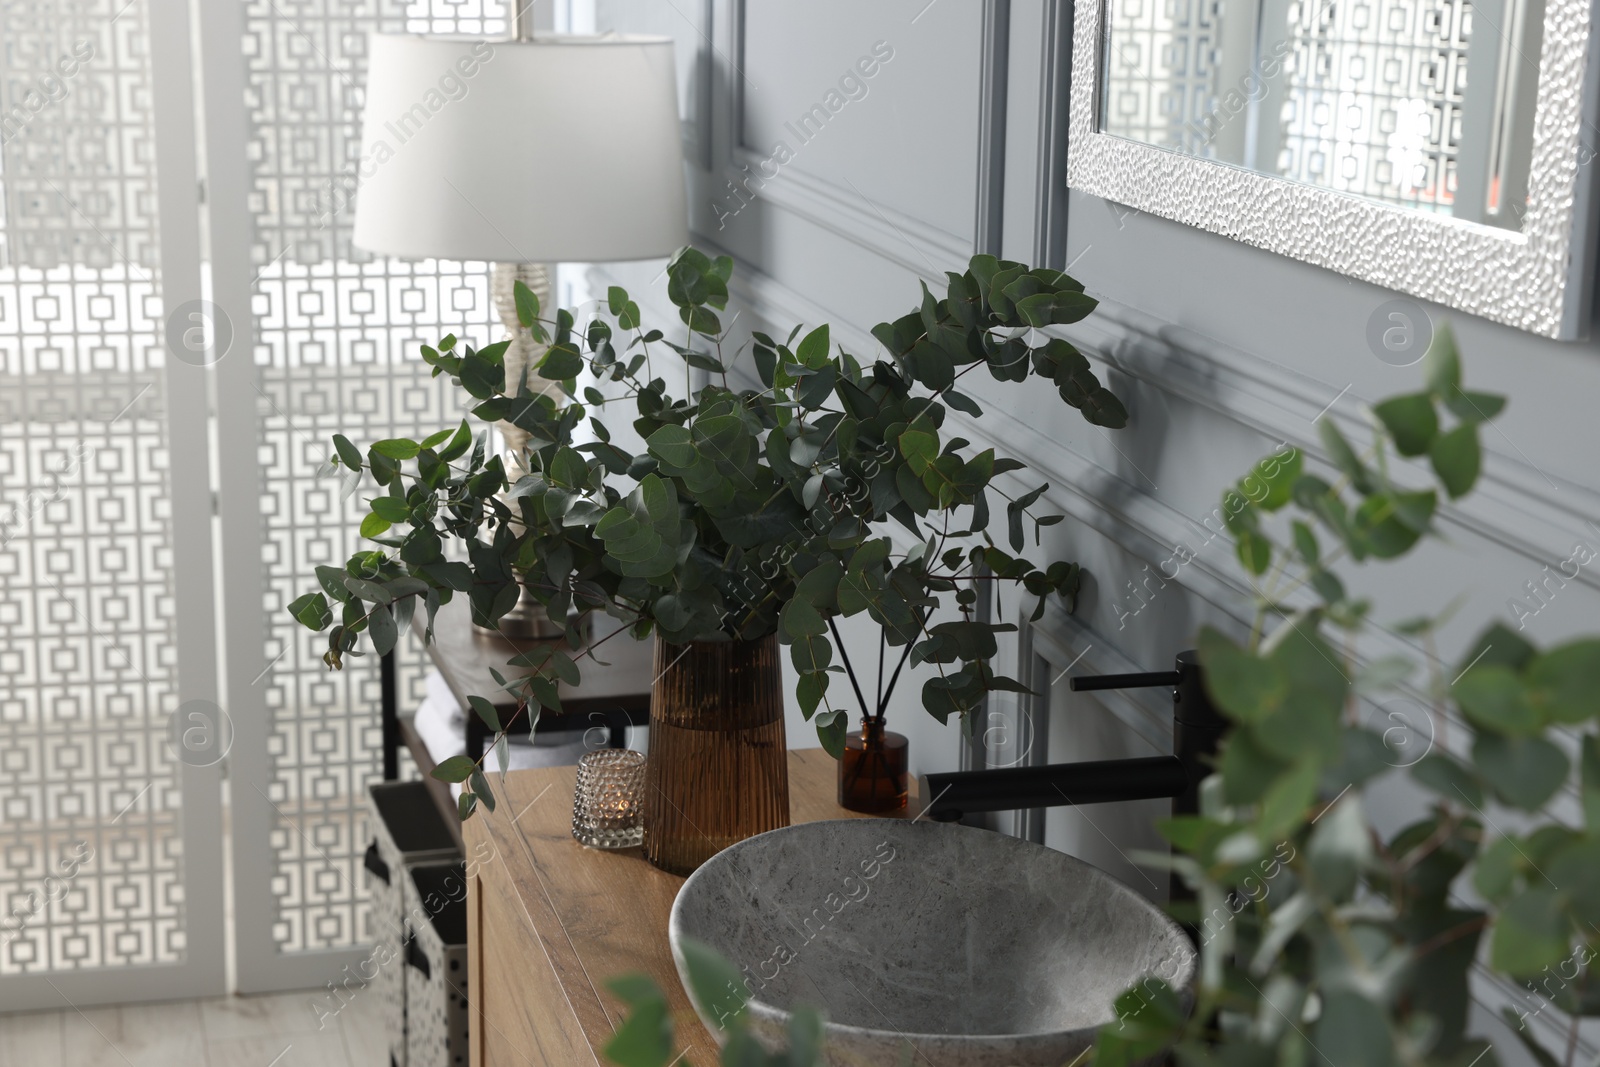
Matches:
[571,749,646,849]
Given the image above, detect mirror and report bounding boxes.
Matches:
[1099,0,1543,231]
[1068,0,1598,338]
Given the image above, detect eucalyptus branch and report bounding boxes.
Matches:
[297,248,1125,814]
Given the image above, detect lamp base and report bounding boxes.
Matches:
[472,586,590,642]
[491,261,554,474]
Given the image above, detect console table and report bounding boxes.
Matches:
[379,595,656,846]
[463,750,911,1067]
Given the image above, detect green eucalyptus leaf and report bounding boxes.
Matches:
[797,671,829,718]
[1523,638,1600,724]
[1353,492,1429,558]
[538,343,584,380]
[1473,733,1569,811]
[791,634,832,674]
[368,603,398,656]
[470,768,496,812]
[332,434,363,470]
[1257,757,1319,844]
[1490,888,1570,976]
[1239,446,1303,511]
[1236,527,1272,575]
[1548,838,1600,925]
[1429,423,1481,499]
[1372,393,1438,457]
[431,754,476,784]
[468,694,501,732]
[370,437,421,460]
[288,592,332,630]
[344,577,393,604]
[1444,388,1507,423]
[783,1007,824,1067]
[437,421,473,463]
[422,561,473,591]
[1424,324,1461,394]
[1306,793,1371,899]
[1319,420,1372,492]
[1583,734,1600,831]
[513,279,540,327]
[794,324,830,367]
[814,708,847,758]
[1197,627,1287,723]
[1074,386,1129,429]
[1453,664,1539,735]
[898,429,938,476]
[781,597,827,640]
[458,354,503,399]
[1013,289,1098,327]
[1412,753,1484,809]
[369,497,410,522]
[1291,520,1320,565]
[921,675,972,724]
[1314,992,1396,1067]
[1473,835,1521,901]
[944,389,983,417]
[315,565,353,603]
[677,936,748,1030]
[1255,619,1346,760]
[795,561,843,612]
[602,974,674,1067]
[647,424,696,469]
[385,576,428,599]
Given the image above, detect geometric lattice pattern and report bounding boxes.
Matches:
[244,0,508,953]
[1276,0,1471,214]
[1101,0,1224,154]
[0,0,161,273]
[0,0,184,973]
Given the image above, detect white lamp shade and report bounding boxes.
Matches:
[352,33,688,263]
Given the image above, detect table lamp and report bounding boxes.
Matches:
[352,22,687,636]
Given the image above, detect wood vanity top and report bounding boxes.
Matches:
[463,748,913,1067]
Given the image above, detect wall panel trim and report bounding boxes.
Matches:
[1068,301,1600,596]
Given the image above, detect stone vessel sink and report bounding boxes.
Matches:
[669,819,1195,1067]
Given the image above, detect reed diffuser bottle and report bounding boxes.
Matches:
[838,714,908,813]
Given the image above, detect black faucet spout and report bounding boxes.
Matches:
[915,649,1226,824]
[1068,669,1181,692]
[920,755,1187,822]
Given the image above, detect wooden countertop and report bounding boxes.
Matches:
[464,749,913,1067]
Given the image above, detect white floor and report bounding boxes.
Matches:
[0,989,388,1067]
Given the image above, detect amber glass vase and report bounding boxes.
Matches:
[642,633,789,874]
[838,717,909,813]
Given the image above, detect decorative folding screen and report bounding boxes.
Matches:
[0,0,226,1008]
[222,0,506,985]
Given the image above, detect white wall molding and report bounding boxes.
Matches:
[719,147,970,281]
[1067,299,1600,594]
[712,0,971,281]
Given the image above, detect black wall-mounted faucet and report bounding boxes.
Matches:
[918,650,1227,824]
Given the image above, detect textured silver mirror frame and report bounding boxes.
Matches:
[1066,0,1600,340]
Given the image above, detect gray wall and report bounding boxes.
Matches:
[593,2,1600,1054]
[594,0,984,769]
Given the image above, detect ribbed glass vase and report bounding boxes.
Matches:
[642,633,789,875]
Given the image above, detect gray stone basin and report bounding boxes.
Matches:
[669,819,1195,1067]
